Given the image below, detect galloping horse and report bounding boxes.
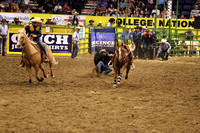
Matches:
[17,29,58,85]
[113,42,132,88]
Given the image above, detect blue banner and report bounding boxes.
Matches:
[90,28,115,54]
[9,33,72,53]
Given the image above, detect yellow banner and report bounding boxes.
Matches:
[85,16,194,29]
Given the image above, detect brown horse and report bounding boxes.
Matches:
[113,42,132,88]
[16,29,58,85]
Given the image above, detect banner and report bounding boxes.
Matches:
[9,33,72,53]
[90,28,115,53]
[0,13,30,24]
[86,16,194,29]
[52,15,86,26]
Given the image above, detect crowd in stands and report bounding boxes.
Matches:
[0,0,200,19]
[95,0,199,19]
[0,0,87,14]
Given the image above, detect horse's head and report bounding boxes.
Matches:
[116,42,127,63]
[16,29,26,48]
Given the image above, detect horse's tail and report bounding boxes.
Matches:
[52,56,58,65]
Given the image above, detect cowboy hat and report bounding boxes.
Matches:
[31,17,42,23]
[75,26,81,30]
[67,22,72,25]
[78,23,84,27]
[0,4,5,8]
[161,39,166,43]
[129,43,136,51]
[89,19,94,23]
[99,21,102,23]
[74,12,78,15]
[47,17,52,20]
[142,26,147,29]
[1,18,8,23]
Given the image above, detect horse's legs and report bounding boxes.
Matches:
[39,64,48,78]
[27,66,32,85]
[49,62,54,78]
[125,63,131,80]
[35,64,44,82]
[117,67,122,84]
[118,63,128,84]
[113,66,118,88]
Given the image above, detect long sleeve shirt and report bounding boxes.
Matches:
[73,31,80,42]
[157,42,171,54]
[142,32,153,45]
[120,31,130,42]
[0,24,9,37]
[132,31,141,43]
[25,24,42,41]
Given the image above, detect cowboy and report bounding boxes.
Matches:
[97,21,102,27]
[185,27,194,40]
[71,26,81,58]
[87,19,95,27]
[45,18,54,25]
[156,39,171,61]
[94,49,113,75]
[141,29,153,59]
[132,26,141,58]
[106,18,115,27]
[120,27,131,44]
[25,17,48,61]
[12,17,19,25]
[0,18,9,56]
[67,22,72,27]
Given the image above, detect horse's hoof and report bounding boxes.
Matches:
[51,75,55,78]
[44,74,48,78]
[125,76,128,80]
[37,77,44,82]
[113,84,117,88]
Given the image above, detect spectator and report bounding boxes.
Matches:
[0,18,9,56]
[132,26,141,59]
[104,9,110,16]
[120,10,125,17]
[180,14,186,19]
[63,3,70,14]
[190,5,199,17]
[44,0,53,13]
[52,0,58,7]
[19,0,26,12]
[190,14,195,19]
[133,11,138,17]
[71,26,81,58]
[144,8,149,17]
[106,18,115,27]
[72,12,79,26]
[156,39,171,61]
[1,0,9,11]
[98,3,106,13]
[152,5,160,16]
[119,0,126,10]
[141,29,153,59]
[87,19,95,26]
[12,17,19,24]
[35,6,43,13]
[158,11,163,18]
[54,2,62,13]
[67,22,72,27]
[111,9,119,17]
[24,6,32,13]
[45,18,54,25]
[120,27,131,44]
[185,27,194,40]
[97,0,103,7]
[0,4,5,12]
[103,0,108,8]
[56,6,63,14]
[192,0,200,9]
[139,10,144,18]
[95,10,101,16]
[158,0,166,5]
[108,4,115,13]
[113,0,118,9]
[97,21,102,27]
[147,0,154,5]
[171,11,176,19]
[94,49,113,75]
[137,1,145,10]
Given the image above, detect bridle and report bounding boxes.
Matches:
[17,32,26,49]
[115,46,130,63]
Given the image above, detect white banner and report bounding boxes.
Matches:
[52,15,86,26]
[0,13,30,24]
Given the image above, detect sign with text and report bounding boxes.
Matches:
[90,28,115,54]
[9,33,72,53]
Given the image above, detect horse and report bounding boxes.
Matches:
[16,29,58,85]
[113,42,132,88]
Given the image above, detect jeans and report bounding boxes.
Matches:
[71,41,79,58]
[0,37,7,56]
[159,49,170,60]
[143,43,151,59]
[133,41,140,58]
[36,38,47,56]
[97,61,112,75]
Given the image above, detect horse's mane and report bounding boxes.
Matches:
[18,29,37,45]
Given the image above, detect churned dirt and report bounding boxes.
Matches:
[0,54,200,133]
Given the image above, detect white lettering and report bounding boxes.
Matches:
[56,35,68,44]
[11,34,18,43]
[44,35,55,44]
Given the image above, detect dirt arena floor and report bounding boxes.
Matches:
[0,54,200,133]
